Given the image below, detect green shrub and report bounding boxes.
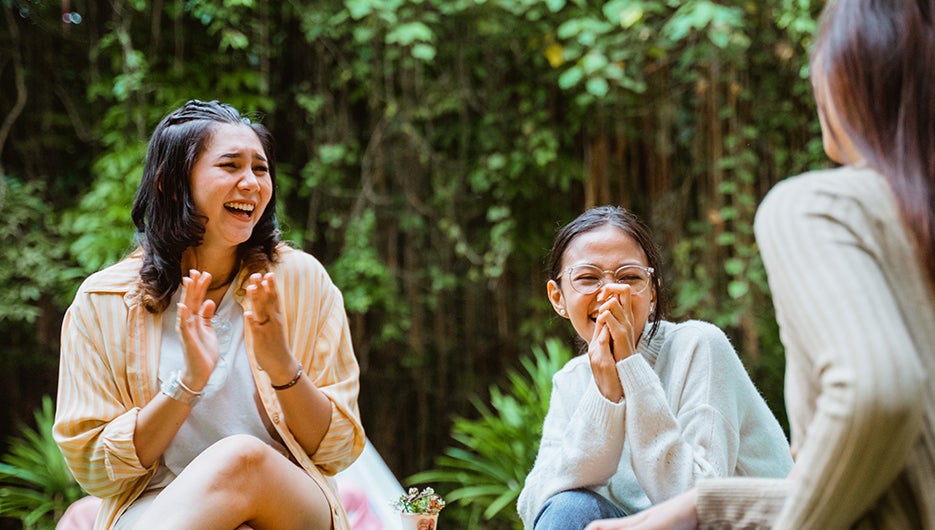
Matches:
[0,396,84,530]
[409,339,573,529]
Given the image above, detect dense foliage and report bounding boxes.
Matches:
[2,0,826,526]
[0,397,83,530]
[410,339,572,529]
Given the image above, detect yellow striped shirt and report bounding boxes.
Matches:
[53,244,365,529]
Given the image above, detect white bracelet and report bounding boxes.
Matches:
[161,372,203,406]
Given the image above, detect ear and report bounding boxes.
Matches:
[547,279,568,318]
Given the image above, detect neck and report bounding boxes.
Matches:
[182,246,239,289]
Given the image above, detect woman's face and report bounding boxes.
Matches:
[189,123,272,251]
[547,224,656,343]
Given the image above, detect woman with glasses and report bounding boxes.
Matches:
[517,205,792,530]
[586,1,935,529]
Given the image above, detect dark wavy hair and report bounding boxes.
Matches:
[548,205,667,341]
[131,99,280,313]
[813,0,935,288]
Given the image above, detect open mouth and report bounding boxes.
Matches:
[224,201,255,220]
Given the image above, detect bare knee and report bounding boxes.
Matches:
[191,435,277,491]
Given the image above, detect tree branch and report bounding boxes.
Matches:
[0,6,29,176]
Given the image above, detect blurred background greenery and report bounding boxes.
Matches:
[1,0,826,527]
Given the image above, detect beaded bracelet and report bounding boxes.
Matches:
[272,366,303,390]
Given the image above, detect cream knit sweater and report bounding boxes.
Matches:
[518,319,792,527]
[696,166,935,528]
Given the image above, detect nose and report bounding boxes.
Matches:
[593,270,618,291]
[238,169,261,191]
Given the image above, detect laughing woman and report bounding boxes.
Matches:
[53,100,364,530]
[517,206,792,530]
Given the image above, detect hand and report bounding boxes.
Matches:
[244,272,298,383]
[595,284,639,362]
[585,489,698,530]
[589,319,625,402]
[587,285,640,402]
[177,270,221,390]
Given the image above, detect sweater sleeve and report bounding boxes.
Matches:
[517,360,627,528]
[617,325,751,503]
[697,170,927,528]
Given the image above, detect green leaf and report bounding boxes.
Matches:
[558,66,584,89]
[728,279,749,299]
[581,52,608,74]
[546,0,565,13]
[411,43,437,61]
[346,0,374,20]
[585,76,609,97]
[724,257,745,275]
[386,21,433,46]
[618,5,644,29]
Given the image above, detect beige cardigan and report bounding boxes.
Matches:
[54,245,365,529]
[696,166,935,528]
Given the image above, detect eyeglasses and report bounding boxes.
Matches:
[562,264,654,295]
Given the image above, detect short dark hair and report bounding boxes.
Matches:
[131,99,280,313]
[548,205,667,340]
[813,0,935,288]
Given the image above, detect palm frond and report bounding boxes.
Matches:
[407,339,572,529]
[0,396,85,529]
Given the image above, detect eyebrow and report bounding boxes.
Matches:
[216,152,268,163]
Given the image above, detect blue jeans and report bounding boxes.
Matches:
[533,488,628,530]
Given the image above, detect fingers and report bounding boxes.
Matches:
[245,272,279,327]
[595,286,637,360]
[597,284,632,322]
[180,271,218,322]
[182,270,210,309]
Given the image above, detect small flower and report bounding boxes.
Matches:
[393,486,447,515]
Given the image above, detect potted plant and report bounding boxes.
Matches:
[394,486,446,530]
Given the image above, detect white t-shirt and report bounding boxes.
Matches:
[152,283,288,484]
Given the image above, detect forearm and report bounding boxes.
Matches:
[269,369,334,455]
[133,392,196,468]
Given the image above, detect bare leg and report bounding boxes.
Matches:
[131,435,332,530]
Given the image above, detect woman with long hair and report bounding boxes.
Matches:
[54,100,364,530]
[587,1,935,528]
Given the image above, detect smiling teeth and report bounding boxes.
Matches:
[225,202,254,212]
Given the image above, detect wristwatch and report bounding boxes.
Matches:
[160,372,203,407]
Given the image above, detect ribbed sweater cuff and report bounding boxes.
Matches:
[696,477,790,529]
[616,354,657,394]
[578,381,626,426]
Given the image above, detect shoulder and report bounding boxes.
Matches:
[272,244,332,283]
[552,354,592,385]
[269,244,345,313]
[755,165,896,234]
[74,253,143,297]
[650,320,743,371]
[652,320,734,353]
